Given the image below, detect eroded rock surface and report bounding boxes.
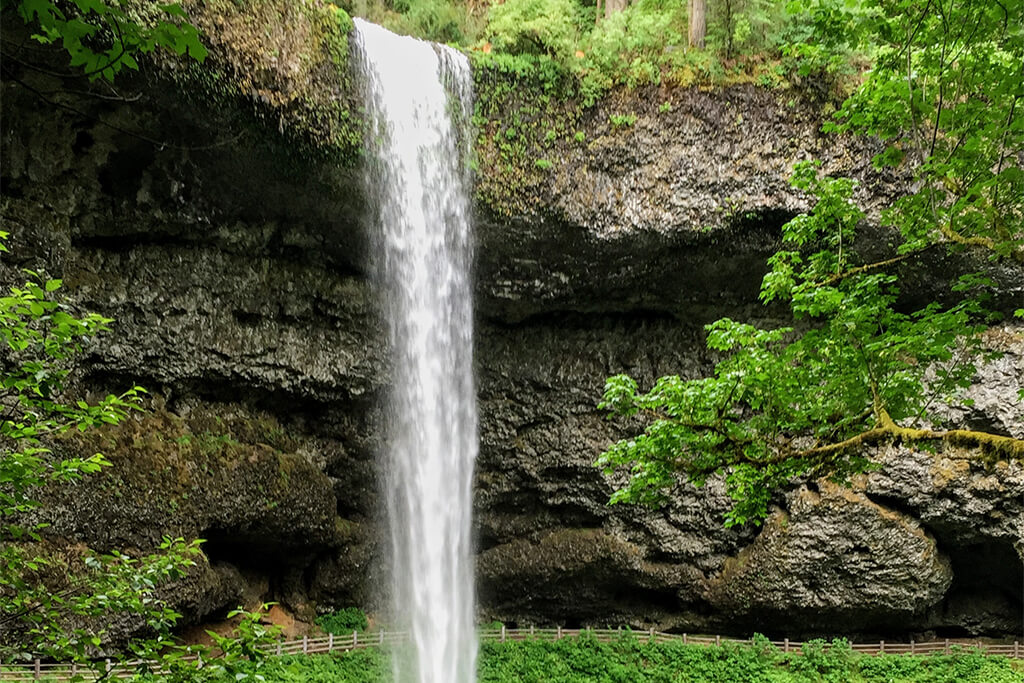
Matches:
[704,484,953,632]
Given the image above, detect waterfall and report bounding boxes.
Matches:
[353,19,478,683]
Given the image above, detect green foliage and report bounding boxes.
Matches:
[608,112,637,128]
[0,232,143,533]
[581,0,683,91]
[383,0,474,43]
[827,0,1024,260]
[470,49,584,215]
[0,233,204,666]
[176,633,1023,682]
[130,605,282,682]
[315,607,369,634]
[598,0,1024,528]
[598,0,1024,526]
[485,0,580,62]
[779,0,870,91]
[4,0,206,81]
[1,536,201,665]
[707,0,793,58]
[599,161,1007,525]
[259,649,389,682]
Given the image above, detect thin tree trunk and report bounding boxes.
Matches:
[605,0,627,20]
[689,0,707,48]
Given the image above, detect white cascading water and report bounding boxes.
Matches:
[353,19,478,683]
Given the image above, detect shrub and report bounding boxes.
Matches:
[485,0,579,62]
[315,607,369,634]
[582,0,684,89]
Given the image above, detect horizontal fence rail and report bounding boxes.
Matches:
[2,628,1021,681]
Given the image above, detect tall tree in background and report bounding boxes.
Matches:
[689,0,706,47]
[605,0,629,19]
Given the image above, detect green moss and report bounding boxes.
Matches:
[161,0,364,164]
[59,406,309,510]
[470,52,587,217]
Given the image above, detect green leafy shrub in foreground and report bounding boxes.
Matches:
[188,633,1024,682]
[315,607,370,634]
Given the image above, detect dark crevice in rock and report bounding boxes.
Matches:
[955,411,1015,439]
[202,528,309,570]
[726,207,798,235]
[481,308,686,331]
[936,542,1024,636]
[84,367,367,414]
[72,129,95,154]
[70,239,369,281]
[863,489,1024,636]
[98,142,157,198]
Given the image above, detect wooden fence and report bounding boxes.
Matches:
[2,628,1021,681]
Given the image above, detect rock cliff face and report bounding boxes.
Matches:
[2,10,1022,640]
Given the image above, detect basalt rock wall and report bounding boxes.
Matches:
[2,9,1022,640]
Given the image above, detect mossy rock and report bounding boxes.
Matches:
[151,0,364,162]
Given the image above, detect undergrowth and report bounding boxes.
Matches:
[208,633,1023,682]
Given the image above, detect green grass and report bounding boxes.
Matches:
[249,633,1024,682]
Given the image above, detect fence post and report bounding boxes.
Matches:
[683,633,688,645]
[910,640,915,654]
[71,663,77,676]
[649,627,655,639]
[501,625,506,643]
[783,638,789,653]
[557,626,562,640]
[34,658,41,679]
[380,629,385,645]
[1015,641,1019,658]
[530,625,535,637]
[879,640,885,654]
[944,639,950,654]
[302,635,309,654]
[715,635,721,647]
[328,633,334,652]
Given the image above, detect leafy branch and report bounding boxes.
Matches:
[598,155,1023,526]
[0,232,201,668]
[3,0,208,82]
